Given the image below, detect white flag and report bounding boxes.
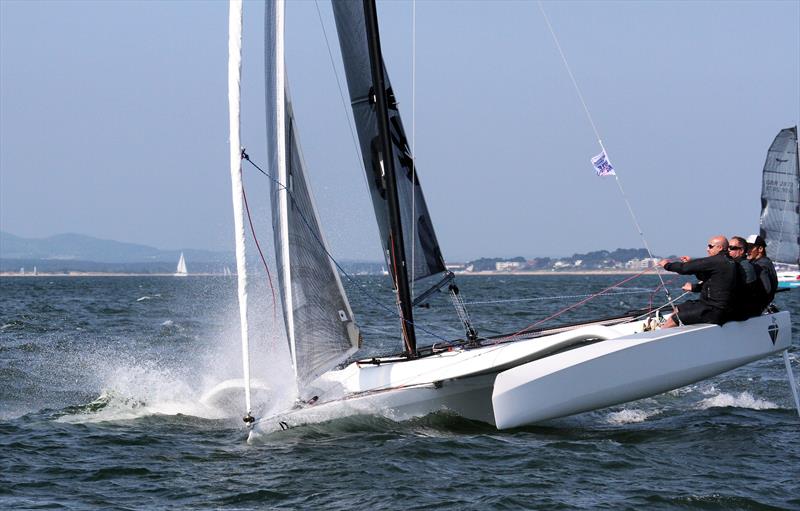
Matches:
[591,150,616,176]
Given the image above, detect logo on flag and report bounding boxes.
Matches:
[591,150,616,177]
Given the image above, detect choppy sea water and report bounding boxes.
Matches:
[1,274,798,510]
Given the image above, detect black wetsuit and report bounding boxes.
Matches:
[730,257,765,320]
[664,253,739,325]
[752,256,778,307]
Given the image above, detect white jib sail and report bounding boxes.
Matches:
[228,0,252,416]
[269,0,298,378]
[267,0,359,390]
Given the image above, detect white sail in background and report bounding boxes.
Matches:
[266,0,360,393]
[174,252,188,276]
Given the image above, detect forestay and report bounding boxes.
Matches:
[332,0,447,285]
[266,0,360,391]
[760,126,800,266]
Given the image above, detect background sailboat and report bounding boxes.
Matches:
[759,126,800,288]
[174,252,188,277]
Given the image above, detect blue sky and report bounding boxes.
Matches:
[1,0,798,261]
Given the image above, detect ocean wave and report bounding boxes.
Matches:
[696,391,778,410]
[136,294,162,302]
[55,367,248,424]
[604,408,660,424]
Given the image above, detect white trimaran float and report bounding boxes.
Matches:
[221,0,798,437]
[758,127,800,289]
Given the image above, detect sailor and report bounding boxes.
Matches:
[727,235,763,320]
[746,234,778,311]
[657,235,739,328]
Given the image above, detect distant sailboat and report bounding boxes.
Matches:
[174,252,188,277]
[758,126,800,288]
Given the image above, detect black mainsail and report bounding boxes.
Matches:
[332,0,450,353]
[759,126,800,267]
[331,1,447,286]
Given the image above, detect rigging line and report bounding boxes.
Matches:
[240,165,278,323]
[632,290,691,322]
[328,287,686,399]
[390,232,414,354]
[495,266,655,343]
[313,0,410,298]
[342,292,677,398]
[411,0,417,294]
[536,1,678,317]
[312,0,370,191]
[240,153,451,343]
[462,288,672,306]
[306,287,681,400]
[649,274,679,311]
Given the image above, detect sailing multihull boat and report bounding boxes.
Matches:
[759,127,800,289]
[174,252,188,277]
[233,0,794,437]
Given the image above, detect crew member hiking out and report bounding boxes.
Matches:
[746,234,779,311]
[657,235,739,328]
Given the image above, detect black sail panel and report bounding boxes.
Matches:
[759,127,799,266]
[332,0,447,284]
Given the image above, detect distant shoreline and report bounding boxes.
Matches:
[0,272,220,277]
[0,269,647,278]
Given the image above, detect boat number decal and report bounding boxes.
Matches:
[767,319,779,345]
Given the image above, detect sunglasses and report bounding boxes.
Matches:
[729,246,744,251]
[707,244,718,249]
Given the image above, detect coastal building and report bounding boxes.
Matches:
[625,258,660,270]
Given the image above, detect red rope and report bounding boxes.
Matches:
[649,274,679,311]
[496,266,656,343]
[240,169,278,322]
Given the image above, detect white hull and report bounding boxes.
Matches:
[249,312,791,439]
[493,311,791,428]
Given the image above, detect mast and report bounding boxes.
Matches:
[362,0,417,355]
[227,0,253,422]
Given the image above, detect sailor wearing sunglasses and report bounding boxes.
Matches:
[657,235,739,329]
